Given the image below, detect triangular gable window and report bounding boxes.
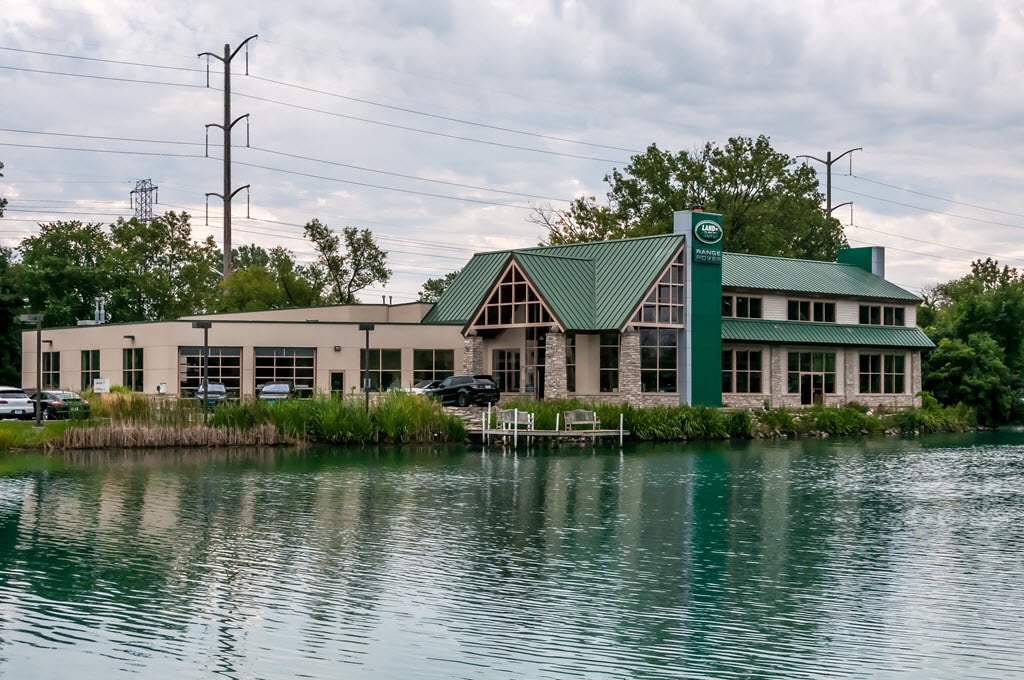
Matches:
[630,250,686,326]
[469,260,555,331]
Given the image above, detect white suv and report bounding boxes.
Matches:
[0,386,34,420]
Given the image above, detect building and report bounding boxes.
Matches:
[21,211,932,408]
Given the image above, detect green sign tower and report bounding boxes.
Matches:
[674,210,723,407]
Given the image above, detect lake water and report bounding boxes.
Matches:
[2,432,1024,679]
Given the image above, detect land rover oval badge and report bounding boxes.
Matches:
[694,220,723,245]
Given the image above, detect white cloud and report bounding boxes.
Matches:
[2,0,1024,302]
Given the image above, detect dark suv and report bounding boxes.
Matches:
[25,389,91,420]
[427,375,500,407]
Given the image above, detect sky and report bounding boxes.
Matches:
[2,0,1024,303]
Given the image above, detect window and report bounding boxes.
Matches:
[565,333,576,393]
[256,347,316,397]
[859,353,906,393]
[413,349,455,383]
[788,299,835,322]
[787,351,836,405]
[722,349,762,393]
[640,328,677,393]
[81,350,99,391]
[525,327,546,395]
[492,349,521,392]
[360,348,401,392]
[859,305,905,326]
[473,263,553,329]
[179,346,242,397]
[42,351,60,389]
[722,295,763,319]
[599,333,619,393]
[123,348,143,392]
[632,251,685,325]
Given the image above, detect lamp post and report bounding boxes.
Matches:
[192,321,212,421]
[358,323,375,412]
[19,313,44,427]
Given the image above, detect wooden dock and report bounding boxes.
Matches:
[469,426,628,448]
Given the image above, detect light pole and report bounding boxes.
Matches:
[359,323,375,412]
[19,313,43,427]
[192,321,212,421]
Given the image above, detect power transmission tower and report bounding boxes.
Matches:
[200,34,257,279]
[129,179,158,222]
[797,147,862,215]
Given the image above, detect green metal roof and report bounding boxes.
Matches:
[722,318,934,348]
[723,252,921,301]
[422,233,686,330]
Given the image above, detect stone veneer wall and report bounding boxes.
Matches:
[462,334,484,375]
[618,329,641,406]
[543,330,567,400]
[720,345,923,410]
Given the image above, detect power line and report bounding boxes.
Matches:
[834,184,1024,230]
[233,90,628,164]
[849,174,1024,219]
[0,46,204,73]
[248,74,641,154]
[0,64,203,88]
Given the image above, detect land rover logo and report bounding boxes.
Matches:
[694,220,723,245]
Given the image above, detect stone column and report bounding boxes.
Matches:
[619,327,641,405]
[544,329,567,400]
[463,333,484,375]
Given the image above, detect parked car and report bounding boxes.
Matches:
[404,379,442,394]
[195,382,229,407]
[258,383,294,401]
[24,389,91,420]
[0,386,34,420]
[426,375,500,407]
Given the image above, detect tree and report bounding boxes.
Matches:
[419,270,461,303]
[14,220,113,328]
[303,219,391,304]
[924,258,1024,373]
[214,245,327,312]
[531,135,847,260]
[105,212,222,321]
[0,246,22,385]
[923,333,1012,426]
[0,160,7,219]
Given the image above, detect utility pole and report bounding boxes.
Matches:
[797,147,862,215]
[129,179,158,222]
[200,35,257,279]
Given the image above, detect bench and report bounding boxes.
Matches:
[563,409,600,430]
[497,408,534,431]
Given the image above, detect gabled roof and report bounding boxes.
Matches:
[723,252,921,301]
[722,318,934,348]
[422,234,686,330]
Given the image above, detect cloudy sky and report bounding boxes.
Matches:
[2,0,1023,302]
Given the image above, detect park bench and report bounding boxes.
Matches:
[497,408,535,431]
[563,409,600,430]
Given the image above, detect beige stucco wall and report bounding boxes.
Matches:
[21,317,464,398]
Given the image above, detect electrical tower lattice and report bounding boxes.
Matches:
[130,179,158,222]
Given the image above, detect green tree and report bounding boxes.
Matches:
[0,245,22,384]
[531,135,847,260]
[303,219,391,304]
[923,333,1012,426]
[14,220,113,327]
[924,258,1024,373]
[0,160,7,219]
[105,212,221,321]
[215,245,327,312]
[419,270,461,303]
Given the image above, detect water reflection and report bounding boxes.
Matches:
[1,435,1023,678]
